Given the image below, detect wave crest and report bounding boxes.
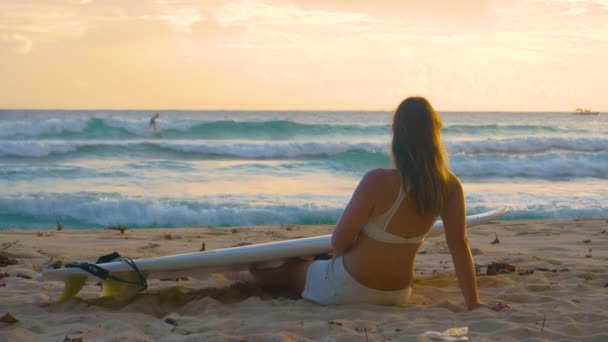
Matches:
[2,137,607,158]
[1,117,596,140]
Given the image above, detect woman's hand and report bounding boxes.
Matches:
[468,301,510,311]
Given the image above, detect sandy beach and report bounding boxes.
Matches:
[1,219,607,341]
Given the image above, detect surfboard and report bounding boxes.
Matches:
[36,207,508,301]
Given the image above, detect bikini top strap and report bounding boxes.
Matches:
[382,172,407,231]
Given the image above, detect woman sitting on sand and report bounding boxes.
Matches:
[231,97,506,310]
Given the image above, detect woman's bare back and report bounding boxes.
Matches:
[342,168,455,291]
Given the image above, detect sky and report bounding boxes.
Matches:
[1,0,607,111]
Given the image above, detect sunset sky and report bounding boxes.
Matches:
[1,0,607,111]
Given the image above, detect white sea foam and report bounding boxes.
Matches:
[0,140,78,157]
[0,117,216,139]
[0,140,388,158]
[2,137,607,158]
[0,118,88,139]
[0,194,343,228]
[1,189,607,229]
[447,137,608,154]
[451,153,608,179]
[157,141,388,158]
[466,190,608,220]
[103,117,200,136]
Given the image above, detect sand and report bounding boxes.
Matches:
[1,219,607,341]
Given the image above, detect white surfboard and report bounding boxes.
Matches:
[36,207,508,301]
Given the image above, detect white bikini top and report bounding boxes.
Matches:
[362,179,427,244]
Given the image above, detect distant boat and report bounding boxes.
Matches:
[572,108,599,115]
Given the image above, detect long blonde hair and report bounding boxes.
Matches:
[392,97,450,215]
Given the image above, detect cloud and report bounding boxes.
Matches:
[563,7,589,15]
[288,0,493,19]
[0,0,607,110]
[1,33,31,54]
[152,1,204,33]
[0,1,89,43]
[141,10,202,33]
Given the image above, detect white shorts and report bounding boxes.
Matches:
[301,256,411,306]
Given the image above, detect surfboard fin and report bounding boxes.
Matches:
[55,275,88,302]
[100,271,147,300]
[58,255,147,300]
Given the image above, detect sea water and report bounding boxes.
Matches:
[0,110,606,229]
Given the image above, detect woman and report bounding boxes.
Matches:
[231,97,506,310]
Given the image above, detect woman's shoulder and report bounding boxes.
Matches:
[445,171,463,195]
[364,169,459,190]
[362,168,399,183]
[359,168,400,192]
[357,169,400,209]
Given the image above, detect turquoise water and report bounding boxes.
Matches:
[1,110,607,229]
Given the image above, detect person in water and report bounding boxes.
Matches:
[230,97,507,310]
[149,113,160,130]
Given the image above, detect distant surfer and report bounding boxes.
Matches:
[149,113,160,131]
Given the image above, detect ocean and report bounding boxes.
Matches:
[0,110,606,229]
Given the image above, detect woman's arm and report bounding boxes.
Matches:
[331,170,379,254]
[441,176,480,309]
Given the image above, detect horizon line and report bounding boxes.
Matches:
[1,108,602,113]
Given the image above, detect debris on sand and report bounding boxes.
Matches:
[0,313,18,324]
[518,269,534,276]
[1,240,19,250]
[105,225,128,234]
[160,276,191,282]
[536,267,569,273]
[486,262,516,275]
[164,317,178,326]
[0,251,18,267]
[475,264,483,275]
[43,258,64,270]
[491,234,500,245]
[231,242,253,248]
[281,224,297,231]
